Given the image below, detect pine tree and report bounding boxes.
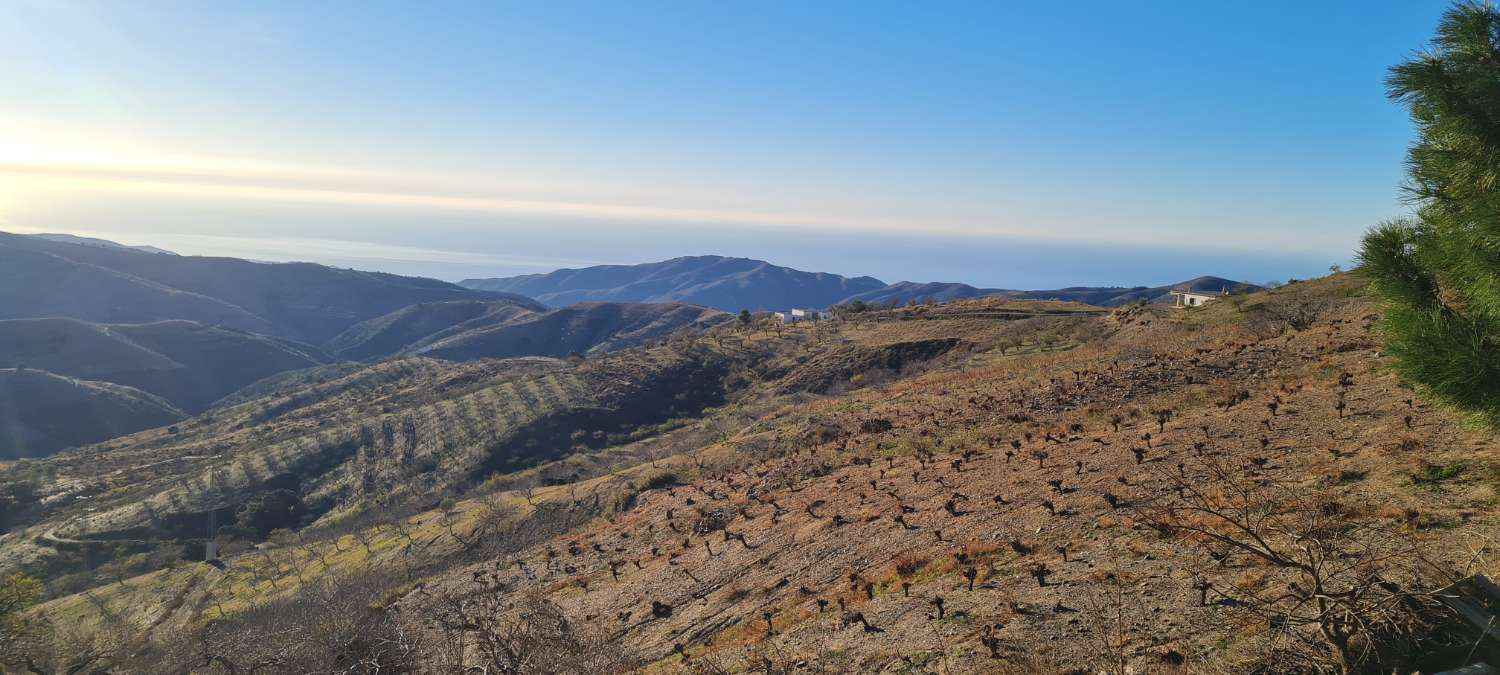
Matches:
[1358,2,1500,424]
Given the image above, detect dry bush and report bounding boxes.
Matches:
[1242,294,1332,338]
[1134,457,1454,673]
[151,570,416,674]
[415,582,640,674]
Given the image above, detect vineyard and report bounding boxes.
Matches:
[8,278,1488,673]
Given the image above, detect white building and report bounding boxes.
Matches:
[778,308,828,323]
[1169,288,1229,307]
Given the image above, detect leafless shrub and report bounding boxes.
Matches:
[161,571,416,674]
[1243,295,1331,337]
[1134,457,1453,673]
[416,583,640,674]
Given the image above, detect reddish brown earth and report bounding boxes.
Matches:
[412,277,1500,672]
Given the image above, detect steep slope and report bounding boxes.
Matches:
[391,274,1489,672]
[461,255,886,311]
[6,343,745,554]
[0,318,331,413]
[0,231,537,346]
[327,299,541,361]
[0,369,184,459]
[417,302,729,360]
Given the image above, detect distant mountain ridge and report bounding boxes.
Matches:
[0,230,540,346]
[461,255,887,312]
[25,232,178,256]
[463,256,1261,310]
[0,317,333,413]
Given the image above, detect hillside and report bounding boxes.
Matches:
[0,230,535,346]
[0,241,277,335]
[6,275,1495,674]
[0,369,184,459]
[327,299,542,361]
[460,255,887,311]
[416,302,729,360]
[0,340,758,569]
[331,300,728,362]
[0,318,332,415]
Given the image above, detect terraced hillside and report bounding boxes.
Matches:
[327,299,542,360]
[391,275,1493,673]
[331,300,729,362]
[5,279,1494,673]
[1,343,743,573]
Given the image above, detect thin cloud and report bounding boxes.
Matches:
[0,156,1339,256]
[1,158,917,228]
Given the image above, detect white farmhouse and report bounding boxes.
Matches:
[1169,288,1229,307]
[778,308,828,323]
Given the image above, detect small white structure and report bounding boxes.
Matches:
[777,308,828,323]
[1170,288,1229,308]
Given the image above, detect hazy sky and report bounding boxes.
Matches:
[0,1,1449,288]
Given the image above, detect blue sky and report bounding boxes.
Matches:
[0,1,1450,288]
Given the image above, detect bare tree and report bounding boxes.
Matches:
[1134,457,1449,673]
[417,582,639,673]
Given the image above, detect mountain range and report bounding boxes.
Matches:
[0,234,727,456]
[0,231,1260,458]
[462,255,1261,311]
[0,230,538,346]
[460,255,887,310]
